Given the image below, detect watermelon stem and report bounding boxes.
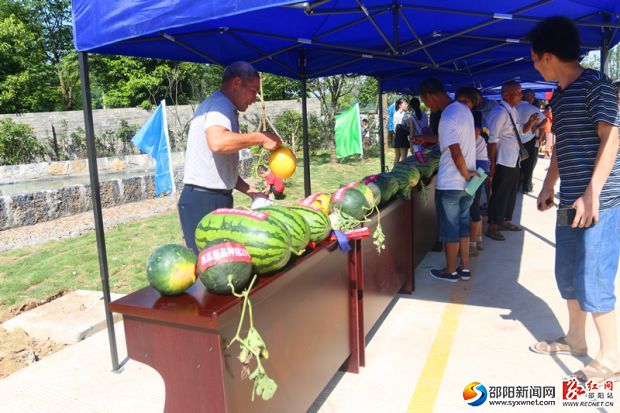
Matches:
[372,206,386,254]
[226,274,278,401]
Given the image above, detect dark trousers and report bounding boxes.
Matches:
[177,185,233,254]
[488,164,520,225]
[520,139,538,192]
[269,184,285,200]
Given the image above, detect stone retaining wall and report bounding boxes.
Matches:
[0,158,255,230]
[0,152,185,185]
[0,98,320,143]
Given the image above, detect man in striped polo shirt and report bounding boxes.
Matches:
[527,17,620,383]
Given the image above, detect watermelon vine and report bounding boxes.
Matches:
[226,274,278,401]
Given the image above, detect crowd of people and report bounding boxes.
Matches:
[383,16,619,384]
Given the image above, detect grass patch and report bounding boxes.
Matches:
[0,148,394,312]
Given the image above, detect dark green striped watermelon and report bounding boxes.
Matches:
[345,182,376,209]
[258,206,310,255]
[195,209,292,275]
[375,174,399,204]
[330,187,370,220]
[197,240,253,295]
[146,244,197,296]
[288,206,331,243]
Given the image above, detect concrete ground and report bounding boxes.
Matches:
[1,157,619,413]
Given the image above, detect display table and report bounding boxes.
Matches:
[109,179,438,412]
[110,240,357,413]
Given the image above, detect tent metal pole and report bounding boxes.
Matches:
[231,27,393,56]
[355,0,396,53]
[300,49,311,196]
[308,57,365,77]
[403,3,620,29]
[314,8,392,39]
[377,80,386,173]
[398,8,438,66]
[459,34,599,50]
[401,0,553,55]
[227,31,298,75]
[77,52,120,373]
[601,14,612,75]
[160,32,221,65]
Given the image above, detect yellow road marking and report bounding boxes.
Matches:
[406,283,472,413]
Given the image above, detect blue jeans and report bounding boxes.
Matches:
[435,189,474,243]
[555,205,620,312]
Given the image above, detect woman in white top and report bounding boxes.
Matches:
[392,97,414,164]
[410,97,429,136]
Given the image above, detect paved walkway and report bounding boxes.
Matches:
[1,158,618,412]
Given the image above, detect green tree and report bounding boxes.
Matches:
[261,73,300,100]
[0,13,56,113]
[308,75,359,143]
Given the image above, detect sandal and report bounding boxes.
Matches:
[529,337,587,357]
[572,360,620,383]
[499,222,522,231]
[486,230,505,241]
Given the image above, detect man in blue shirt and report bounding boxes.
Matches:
[528,17,620,383]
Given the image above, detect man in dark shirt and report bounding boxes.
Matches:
[527,17,620,383]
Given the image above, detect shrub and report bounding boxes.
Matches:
[272,110,325,154]
[0,119,48,165]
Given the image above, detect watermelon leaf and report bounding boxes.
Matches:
[225,274,278,402]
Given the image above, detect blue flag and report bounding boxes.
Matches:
[131,100,175,196]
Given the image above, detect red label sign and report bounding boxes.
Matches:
[329,227,371,241]
[297,192,323,211]
[344,182,360,189]
[333,187,347,203]
[197,242,252,272]
[362,174,379,184]
[211,208,268,221]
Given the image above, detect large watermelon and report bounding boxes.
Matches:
[197,240,253,295]
[365,181,381,207]
[373,174,399,204]
[344,182,375,208]
[288,206,331,243]
[330,186,370,220]
[195,209,292,274]
[146,244,197,296]
[258,206,310,255]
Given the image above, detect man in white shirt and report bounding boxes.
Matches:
[419,78,478,282]
[178,61,282,253]
[486,81,539,240]
[517,89,547,193]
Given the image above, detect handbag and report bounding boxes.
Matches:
[395,123,410,140]
[500,105,529,162]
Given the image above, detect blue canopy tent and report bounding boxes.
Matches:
[72,0,620,370]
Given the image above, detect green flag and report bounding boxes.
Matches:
[335,103,363,158]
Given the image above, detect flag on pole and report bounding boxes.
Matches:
[131,100,175,196]
[334,103,363,158]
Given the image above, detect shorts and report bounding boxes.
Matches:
[555,205,620,312]
[436,189,474,243]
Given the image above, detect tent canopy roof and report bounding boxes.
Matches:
[73,1,620,89]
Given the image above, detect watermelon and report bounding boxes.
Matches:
[374,174,399,204]
[297,192,331,215]
[344,182,375,208]
[195,209,292,275]
[197,240,253,295]
[391,164,421,199]
[289,206,331,243]
[146,244,197,296]
[364,181,381,207]
[258,206,310,255]
[330,186,370,220]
